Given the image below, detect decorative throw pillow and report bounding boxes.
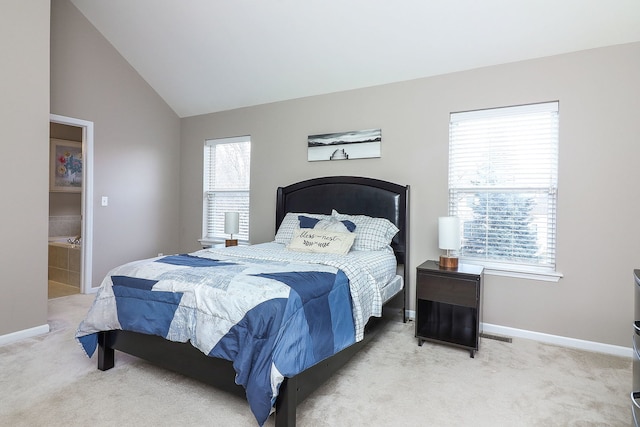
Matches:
[298,215,322,229]
[331,209,399,251]
[287,229,356,255]
[274,212,331,244]
[298,215,356,233]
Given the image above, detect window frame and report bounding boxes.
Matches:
[201,135,251,246]
[448,102,562,282]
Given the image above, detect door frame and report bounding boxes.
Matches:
[50,114,95,294]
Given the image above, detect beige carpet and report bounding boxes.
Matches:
[0,294,631,426]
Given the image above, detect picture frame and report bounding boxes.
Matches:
[307,128,381,161]
[50,139,82,192]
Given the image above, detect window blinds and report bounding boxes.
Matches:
[448,102,559,271]
[204,136,251,241]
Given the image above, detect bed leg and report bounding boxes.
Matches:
[275,377,297,427]
[97,331,114,371]
[402,274,408,323]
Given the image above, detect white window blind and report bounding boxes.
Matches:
[203,136,251,242]
[448,102,559,273]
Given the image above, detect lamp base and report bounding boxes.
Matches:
[439,255,458,269]
[225,239,238,247]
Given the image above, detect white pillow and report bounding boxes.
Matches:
[287,229,355,255]
[312,218,351,233]
[274,212,331,244]
[331,209,399,251]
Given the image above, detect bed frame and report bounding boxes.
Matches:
[97,176,409,426]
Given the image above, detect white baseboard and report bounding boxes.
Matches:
[482,323,632,358]
[0,324,50,346]
[404,310,632,358]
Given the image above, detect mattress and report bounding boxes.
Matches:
[380,274,404,304]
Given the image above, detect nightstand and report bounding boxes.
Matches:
[415,260,484,357]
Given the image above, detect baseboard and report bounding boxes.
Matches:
[404,309,632,358]
[482,323,632,358]
[0,324,50,346]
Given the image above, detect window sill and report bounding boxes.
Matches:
[484,268,562,282]
[199,238,249,248]
[460,259,563,282]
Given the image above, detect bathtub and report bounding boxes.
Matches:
[48,236,82,248]
[48,236,81,288]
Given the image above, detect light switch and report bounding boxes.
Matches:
[101,196,108,206]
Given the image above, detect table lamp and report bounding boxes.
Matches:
[224,212,239,247]
[438,216,460,269]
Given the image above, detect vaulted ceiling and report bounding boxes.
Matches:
[70,0,640,118]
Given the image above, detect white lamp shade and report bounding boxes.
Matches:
[438,216,460,251]
[224,212,240,235]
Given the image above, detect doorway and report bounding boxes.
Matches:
[49,114,94,295]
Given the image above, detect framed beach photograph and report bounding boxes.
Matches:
[50,139,82,192]
[307,129,381,161]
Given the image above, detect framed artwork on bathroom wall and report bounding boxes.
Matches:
[307,128,381,161]
[50,138,82,192]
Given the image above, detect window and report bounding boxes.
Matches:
[448,102,559,279]
[203,136,251,244]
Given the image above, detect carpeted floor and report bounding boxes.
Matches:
[0,294,632,426]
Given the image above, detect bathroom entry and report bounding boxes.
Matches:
[48,115,94,297]
[49,124,82,298]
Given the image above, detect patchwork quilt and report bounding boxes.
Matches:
[75,247,367,426]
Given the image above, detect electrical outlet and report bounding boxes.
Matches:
[101,196,109,206]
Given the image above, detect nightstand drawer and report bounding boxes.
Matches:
[416,273,477,307]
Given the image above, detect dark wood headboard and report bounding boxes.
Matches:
[275,176,409,266]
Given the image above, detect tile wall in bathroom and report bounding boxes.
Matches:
[49,215,81,237]
[48,244,80,288]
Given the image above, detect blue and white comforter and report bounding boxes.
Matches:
[75,243,396,426]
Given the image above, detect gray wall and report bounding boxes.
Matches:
[180,42,640,348]
[1,0,181,339]
[0,1,50,336]
[50,0,182,288]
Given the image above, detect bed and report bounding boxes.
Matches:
[76,175,409,426]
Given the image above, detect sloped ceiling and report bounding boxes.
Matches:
[70,0,640,118]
